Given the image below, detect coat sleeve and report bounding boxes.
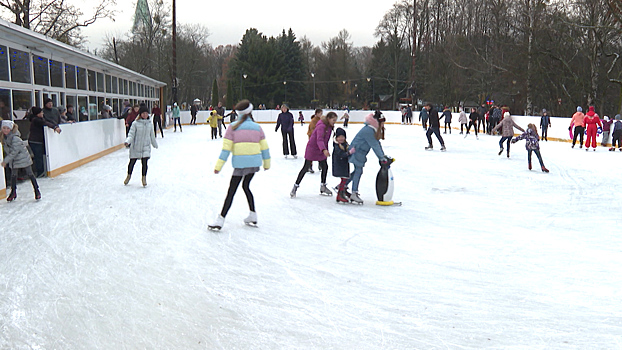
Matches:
[512,121,525,132]
[275,114,281,132]
[258,127,271,169]
[3,136,19,165]
[367,132,385,159]
[215,128,234,172]
[150,124,158,149]
[125,122,136,145]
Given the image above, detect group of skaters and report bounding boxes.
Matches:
[569,106,622,152]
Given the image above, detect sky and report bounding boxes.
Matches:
[80,0,400,52]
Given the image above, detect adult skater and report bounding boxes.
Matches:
[477,103,488,134]
[346,111,387,204]
[216,102,226,137]
[1,120,40,201]
[275,104,297,158]
[609,115,622,151]
[512,123,549,173]
[419,105,429,130]
[152,102,164,138]
[190,102,198,125]
[540,109,551,141]
[569,106,585,148]
[209,100,271,230]
[425,103,446,150]
[28,106,61,177]
[442,106,452,134]
[458,107,467,134]
[584,106,602,151]
[290,112,338,198]
[464,107,479,139]
[405,105,413,125]
[493,111,524,158]
[124,104,158,187]
[305,108,323,173]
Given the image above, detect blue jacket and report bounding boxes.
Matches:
[332,141,350,178]
[275,112,294,133]
[349,124,385,167]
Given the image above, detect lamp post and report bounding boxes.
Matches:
[342,80,346,107]
[367,77,375,107]
[283,81,287,104]
[240,74,247,99]
[310,72,316,101]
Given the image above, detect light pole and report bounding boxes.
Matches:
[240,74,247,99]
[310,72,315,101]
[283,81,287,104]
[342,80,346,107]
[367,77,375,107]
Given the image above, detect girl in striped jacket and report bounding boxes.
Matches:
[209,100,271,230]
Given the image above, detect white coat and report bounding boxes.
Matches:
[125,118,158,159]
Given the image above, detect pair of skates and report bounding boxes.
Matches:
[290,184,363,204]
[6,188,41,202]
[208,211,257,231]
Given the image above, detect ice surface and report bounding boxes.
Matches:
[2,122,622,349]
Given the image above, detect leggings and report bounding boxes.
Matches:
[296,159,328,185]
[190,114,196,125]
[499,136,512,152]
[211,127,218,139]
[466,120,478,135]
[572,126,584,146]
[426,126,445,145]
[128,157,149,176]
[173,118,182,131]
[9,166,38,193]
[153,116,164,137]
[220,173,255,217]
[527,149,545,167]
[444,122,451,133]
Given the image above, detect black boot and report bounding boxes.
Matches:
[7,177,17,202]
[30,175,41,200]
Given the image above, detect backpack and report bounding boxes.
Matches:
[120,107,130,120]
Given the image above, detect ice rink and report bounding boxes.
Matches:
[2,120,621,349]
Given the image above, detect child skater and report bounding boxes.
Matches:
[610,114,622,151]
[209,100,270,230]
[207,110,222,140]
[1,120,40,201]
[458,107,467,134]
[290,112,338,198]
[492,112,524,158]
[512,123,549,173]
[298,111,305,125]
[332,127,356,203]
[124,104,158,187]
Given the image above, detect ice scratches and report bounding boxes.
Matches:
[430,186,468,193]
[196,274,235,300]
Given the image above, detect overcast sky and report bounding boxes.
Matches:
[81,0,399,51]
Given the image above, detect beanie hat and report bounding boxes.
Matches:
[604,115,609,121]
[44,98,52,105]
[365,113,379,129]
[503,112,510,118]
[335,127,346,138]
[542,109,547,114]
[577,106,582,112]
[616,114,621,120]
[31,107,42,116]
[1,120,14,129]
[138,104,149,115]
[58,106,67,113]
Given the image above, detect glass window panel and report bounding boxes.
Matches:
[88,96,97,120]
[33,55,49,86]
[10,48,31,83]
[0,88,10,120]
[0,45,8,81]
[77,67,87,90]
[112,76,118,94]
[88,70,96,91]
[50,60,63,87]
[97,96,105,119]
[105,74,112,93]
[66,95,76,120]
[123,79,128,95]
[12,90,32,120]
[78,96,88,121]
[65,64,76,89]
[96,72,104,92]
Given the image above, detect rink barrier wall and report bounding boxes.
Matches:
[0,144,4,199]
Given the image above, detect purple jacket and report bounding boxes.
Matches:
[603,119,613,132]
[304,118,332,161]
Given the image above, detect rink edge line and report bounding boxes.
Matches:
[0,187,4,200]
[47,144,126,178]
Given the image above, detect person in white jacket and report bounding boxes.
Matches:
[458,107,467,134]
[124,104,158,186]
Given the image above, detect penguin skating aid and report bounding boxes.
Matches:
[375,157,402,206]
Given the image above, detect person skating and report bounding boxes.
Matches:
[275,104,297,158]
[458,107,467,134]
[346,112,387,204]
[602,116,613,147]
[583,106,602,151]
[207,110,222,140]
[298,111,305,126]
[512,123,549,172]
[419,106,429,130]
[305,108,323,173]
[609,115,622,151]
[171,102,182,132]
[124,104,158,187]
[464,107,479,140]
[425,103,446,150]
[332,127,356,203]
[493,112,524,158]
[540,109,551,141]
[1,120,40,201]
[290,112,337,198]
[442,106,452,134]
[569,106,585,148]
[209,100,271,230]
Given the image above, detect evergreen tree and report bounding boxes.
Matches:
[226,80,235,109]
[212,79,219,108]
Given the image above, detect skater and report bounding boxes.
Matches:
[492,111,524,158]
[512,123,549,172]
[125,104,139,136]
[152,102,164,138]
[1,120,40,201]
[298,111,305,125]
[405,105,413,124]
[190,102,198,125]
[464,107,479,139]
[124,104,158,187]
[306,108,323,173]
[419,105,429,130]
[209,100,271,230]
[570,106,585,148]
[442,107,452,134]
[290,112,338,198]
[216,102,226,137]
[171,102,182,132]
[477,103,488,134]
[584,106,602,151]
[346,112,387,204]
[540,109,551,141]
[275,104,297,158]
[609,115,622,151]
[458,107,467,134]
[340,109,350,128]
[602,116,613,147]
[425,103,446,150]
[332,127,356,203]
[225,109,238,123]
[207,110,222,140]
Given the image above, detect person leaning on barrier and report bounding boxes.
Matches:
[28,106,61,177]
[43,98,61,126]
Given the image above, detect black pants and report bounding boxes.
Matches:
[281,130,297,156]
[190,114,197,125]
[426,126,445,146]
[422,118,428,129]
[479,119,486,133]
[153,116,164,137]
[572,126,584,146]
[406,115,412,124]
[9,166,38,194]
[444,122,451,133]
[613,131,622,148]
[128,157,149,176]
[343,119,349,127]
[466,120,478,136]
[28,141,45,177]
[220,173,255,217]
[211,127,218,139]
[528,149,545,167]
[461,124,467,133]
[296,159,328,185]
[173,118,182,131]
[541,127,549,140]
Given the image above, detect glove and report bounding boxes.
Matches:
[380,155,392,165]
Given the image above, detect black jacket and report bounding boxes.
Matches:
[428,108,440,128]
[332,141,351,178]
[28,114,57,143]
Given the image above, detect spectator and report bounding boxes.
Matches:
[216,102,226,137]
[101,105,113,119]
[125,104,140,136]
[59,106,69,124]
[28,106,61,177]
[42,98,61,125]
[66,105,76,123]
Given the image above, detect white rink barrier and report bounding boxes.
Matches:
[0,143,4,199]
[44,118,126,178]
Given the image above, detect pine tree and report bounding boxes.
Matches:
[212,79,219,108]
[226,80,235,109]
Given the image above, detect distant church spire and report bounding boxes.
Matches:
[133,0,152,31]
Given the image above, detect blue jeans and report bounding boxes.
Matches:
[346,165,364,192]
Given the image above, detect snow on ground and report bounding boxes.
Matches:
[1,121,621,349]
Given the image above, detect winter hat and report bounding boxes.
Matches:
[1,120,14,129]
[335,127,346,138]
[173,102,178,106]
[577,106,583,112]
[365,113,379,129]
[616,114,621,120]
[31,107,42,116]
[58,106,67,114]
[503,112,510,118]
[138,103,149,115]
[586,106,596,117]
[44,98,53,105]
[542,109,547,114]
[604,115,609,121]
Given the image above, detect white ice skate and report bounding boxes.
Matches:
[440,145,446,152]
[208,215,225,231]
[320,183,333,196]
[350,191,364,205]
[290,184,299,198]
[244,211,258,227]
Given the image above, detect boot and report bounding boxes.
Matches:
[142,176,147,187]
[307,167,315,174]
[290,184,299,198]
[498,148,504,156]
[320,183,333,196]
[336,184,349,203]
[208,215,225,230]
[609,147,615,151]
[425,144,433,151]
[350,191,363,204]
[124,174,131,185]
[6,190,16,202]
[440,145,446,152]
[244,211,257,226]
[528,162,532,170]
[34,188,41,200]
[541,165,549,173]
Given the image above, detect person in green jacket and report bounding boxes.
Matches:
[171,102,182,132]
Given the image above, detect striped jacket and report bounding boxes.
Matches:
[215,118,271,172]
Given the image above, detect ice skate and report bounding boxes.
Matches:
[6,190,16,202]
[320,183,333,196]
[307,168,315,174]
[580,144,583,148]
[440,145,446,152]
[284,155,288,159]
[609,147,615,151]
[541,166,549,173]
[293,155,298,159]
[571,144,575,148]
[290,184,299,198]
[142,176,147,187]
[528,162,532,170]
[208,215,225,231]
[498,148,504,156]
[124,174,131,185]
[350,191,363,205]
[425,144,433,151]
[586,148,589,152]
[619,148,622,151]
[593,148,596,152]
[336,189,350,203]
[34,188,41,201]
[244,211,258,227]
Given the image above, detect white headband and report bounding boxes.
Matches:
[236,103,253,117]
[1,120,14,129]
